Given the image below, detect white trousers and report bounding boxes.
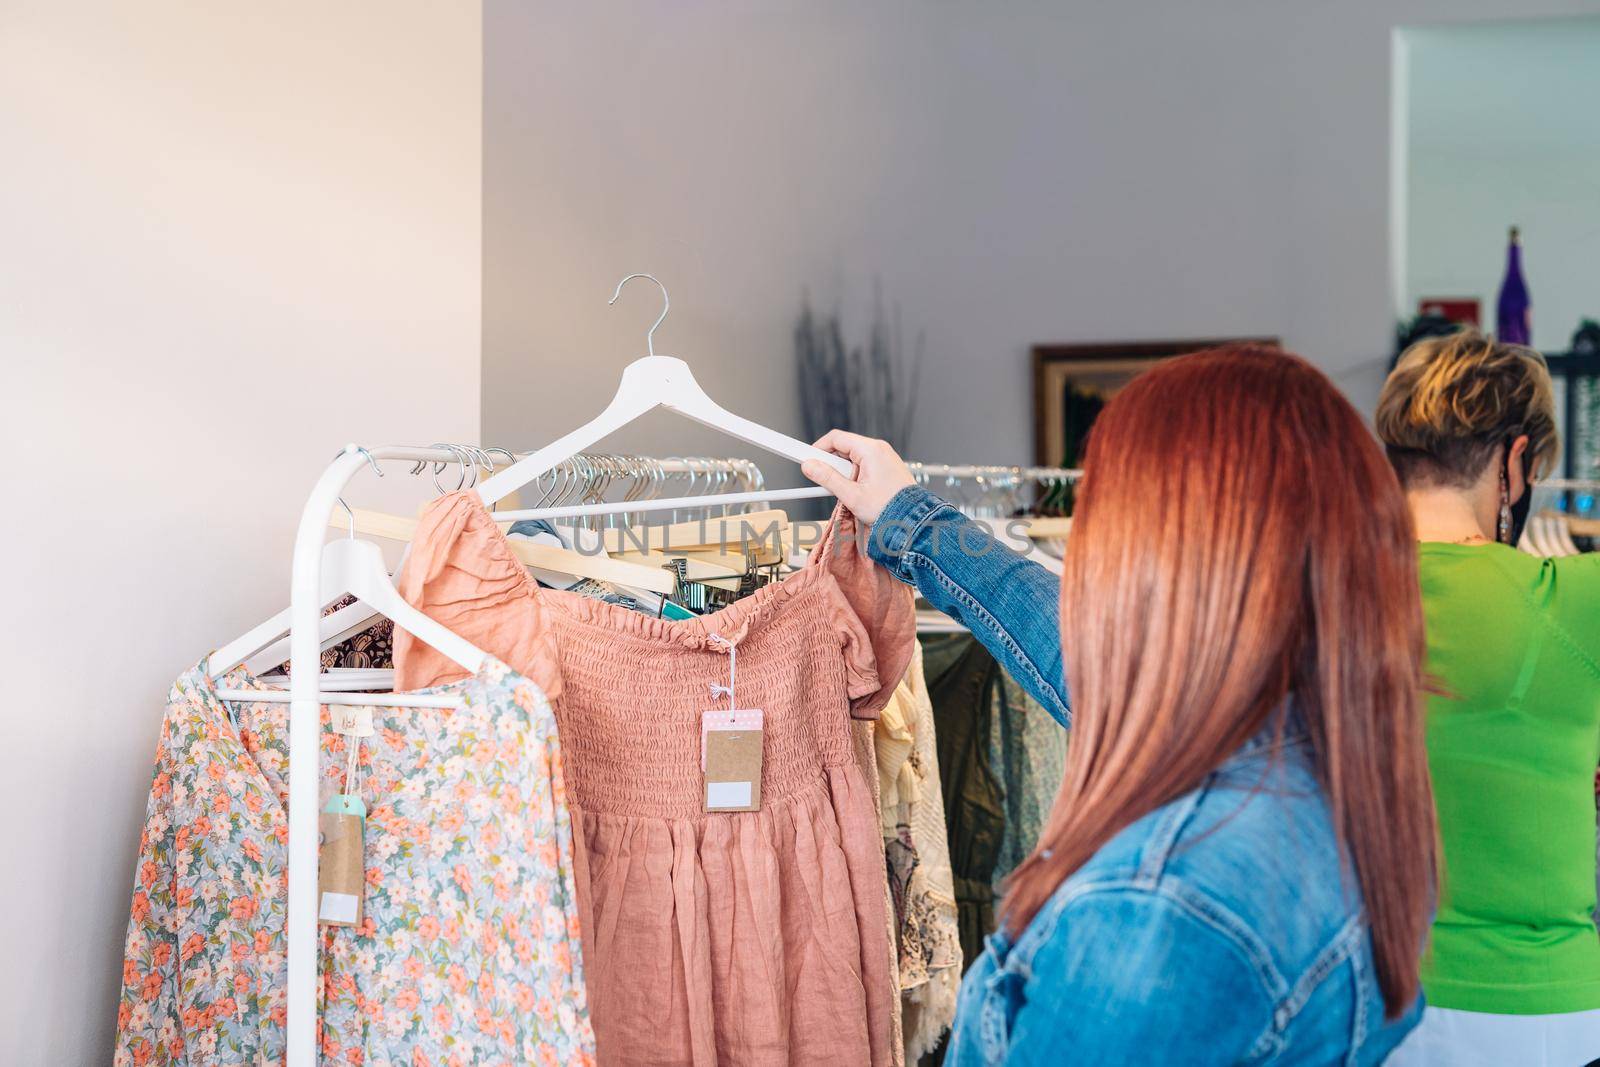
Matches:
[1386,1006,1600,1067]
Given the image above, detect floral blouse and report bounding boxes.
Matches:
[114,656,595,1066]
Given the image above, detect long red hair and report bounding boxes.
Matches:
[1003,346,1435,1017]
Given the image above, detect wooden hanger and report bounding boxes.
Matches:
[596,509,791,556]
[336,507,679,594]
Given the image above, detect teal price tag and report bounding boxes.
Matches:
[323,794,367,819]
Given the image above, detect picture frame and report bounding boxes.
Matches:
[1032,337,1280,468]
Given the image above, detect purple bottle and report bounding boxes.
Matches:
[1496,226,1532,345]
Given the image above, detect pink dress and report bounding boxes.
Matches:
[394,492,915,1066]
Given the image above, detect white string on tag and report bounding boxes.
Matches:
[343,735,361,799]
[707,632,737,717]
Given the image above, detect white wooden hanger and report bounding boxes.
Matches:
[213,536,483,706]
[479,274,851,521]
[212,467,486,705]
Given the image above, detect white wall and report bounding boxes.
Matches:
[0,4,482,1061]
[483,1,1600,471]
[1402,17,1600,351]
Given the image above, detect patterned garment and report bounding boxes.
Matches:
[988,670,1068,892]
[114,656,594,1066]
[321,615,394,670]
[852,719,907,1067]
[279,595,396,673]
[897,643,962,1062]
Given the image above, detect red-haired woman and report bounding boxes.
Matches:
[803,346,1437,1063]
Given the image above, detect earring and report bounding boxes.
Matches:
[1498,466,1513,544]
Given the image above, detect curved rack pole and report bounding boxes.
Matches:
[283,443,476,1067]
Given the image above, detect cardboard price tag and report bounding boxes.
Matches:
[318,795,366,927]
[704,713,763,812]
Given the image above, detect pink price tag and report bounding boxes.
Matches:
[701,709,764,771]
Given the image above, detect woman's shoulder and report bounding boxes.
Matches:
[994,744,1403,1058]
[1420,541,1600,590]
[1423,545,1600,645]
[1061,738,1363,993]
[1543,549,1600,591]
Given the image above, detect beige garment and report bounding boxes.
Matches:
[876,685,920,835]
[898,642,963,1061]
[394,491,915,1067]
[854,718,906,1066]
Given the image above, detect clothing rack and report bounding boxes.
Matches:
[282,443,505,1066]
[277,451,1090,1058]
[407,447,768,503]
[280,426,841,1061]
[909,462,1082,481]
[274,281,849,1062]
[908,462,1081,521]
[394,448,802,529]
[1534,478,1600,494]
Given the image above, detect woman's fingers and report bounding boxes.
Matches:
[802,430,914,524]
[801,458,868,515]
[812,429,872,462]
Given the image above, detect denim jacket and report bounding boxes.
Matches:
[867,486,1422,1065]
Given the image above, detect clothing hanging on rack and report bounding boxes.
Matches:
[850,711,908,1065]
[114,657,593,1066]
[916,633,1070,973]
[920,634,1005,975]
[391,490,916,1066]
[276,594,395,673]
[987,671,1068,892]
[888,643,963,1062]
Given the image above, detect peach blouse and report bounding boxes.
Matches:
[393,492,915,1065]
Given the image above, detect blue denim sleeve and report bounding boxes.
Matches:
[1005,888,1274,1064]
[866,485,1069,726]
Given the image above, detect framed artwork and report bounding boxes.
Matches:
[1032,337,1279,469]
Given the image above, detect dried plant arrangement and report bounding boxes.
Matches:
[795,284,923,454]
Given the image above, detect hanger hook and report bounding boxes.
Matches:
[609,273,669,358]
[333,446,383,540]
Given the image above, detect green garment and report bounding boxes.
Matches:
[921,633,1006,974]
[1418,543,1600,1014]
[988,672,1068,894]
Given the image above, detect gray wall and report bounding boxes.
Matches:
[485,0,1600,474]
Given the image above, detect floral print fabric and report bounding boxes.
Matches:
[114,656,594,1066]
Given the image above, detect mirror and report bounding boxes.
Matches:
[1393,16,1600,486]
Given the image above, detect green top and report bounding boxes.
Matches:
[1418,542,1600,1014]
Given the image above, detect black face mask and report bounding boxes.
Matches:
[1505,442,1533,546]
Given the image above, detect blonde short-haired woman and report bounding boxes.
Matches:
[1378,330,1600,1066]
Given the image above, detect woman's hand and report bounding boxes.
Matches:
[801,430,916,524]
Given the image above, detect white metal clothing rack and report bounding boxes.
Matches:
[281,443,485,1067]
[1537,478,1600,492]
[909,462,1082,481]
